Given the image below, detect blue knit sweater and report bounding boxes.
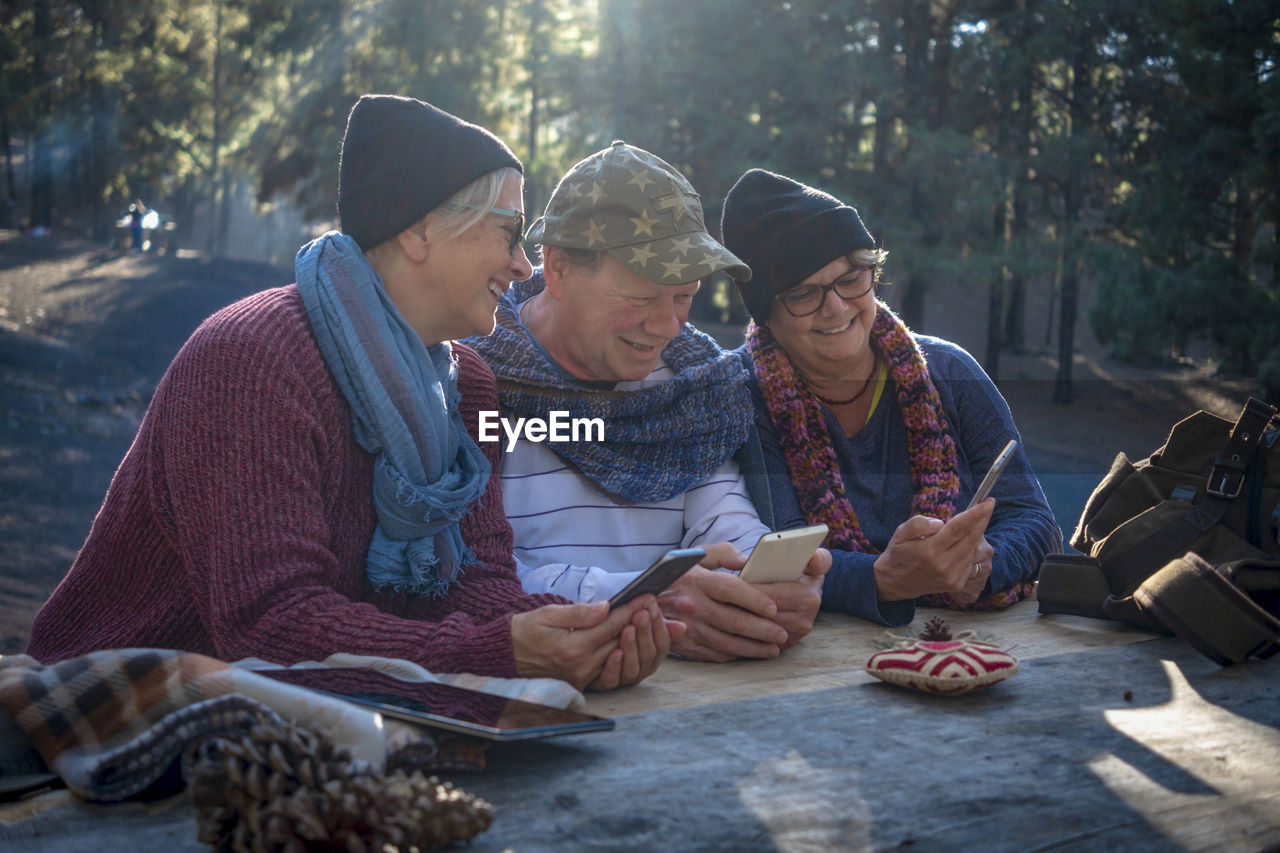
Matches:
[740,335,1062,626]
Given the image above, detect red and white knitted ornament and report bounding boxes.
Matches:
[866,637,1019,695]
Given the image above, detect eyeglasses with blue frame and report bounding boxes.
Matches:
[462,205,524,253]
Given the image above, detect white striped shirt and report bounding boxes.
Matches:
[502,361,769,602]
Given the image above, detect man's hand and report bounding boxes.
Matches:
[754,547,830,649]
[872,499,996,601]
[658,565,787,662]
[510,597,681,691]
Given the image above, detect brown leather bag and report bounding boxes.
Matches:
[1037,397,1280,665]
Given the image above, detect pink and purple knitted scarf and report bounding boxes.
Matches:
[747,302,1031,610]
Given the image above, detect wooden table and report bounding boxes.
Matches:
[4,602,1278,852]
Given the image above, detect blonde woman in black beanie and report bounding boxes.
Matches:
[29,95,681,692]
[721,168,1060,627]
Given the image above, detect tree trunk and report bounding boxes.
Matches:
[1054,35,1088,406]
[208,0,224,256]
[29,0,53,229]
[1233,185,1253,269]
[1003,0,1035,353]
[899,180,928,332]
[986,125,1008,383]
[1,97,15,211]
[871,10,896,178]
[216,172,233,256]
[86,0,117,241]
[599,0,631,137]
[525,0,545,218]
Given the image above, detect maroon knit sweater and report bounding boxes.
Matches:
[27,285,563,673]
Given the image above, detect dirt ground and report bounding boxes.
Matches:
[0,229,1260,654]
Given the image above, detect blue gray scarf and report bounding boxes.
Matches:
[466,272,750,503]
[295,232,490,597]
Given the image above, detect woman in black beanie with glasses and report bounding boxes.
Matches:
[721,169,1059,626]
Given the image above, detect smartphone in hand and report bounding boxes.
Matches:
[967,439,1018,509]
[738,524,829,584]
[608,547,706,608]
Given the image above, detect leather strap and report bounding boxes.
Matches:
[1132,552,1280,665]
[1100,500,1231,596]
[1037,554,1112,619]
[1206,397,1276,498]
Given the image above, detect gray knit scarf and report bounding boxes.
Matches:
[466,272,750,503]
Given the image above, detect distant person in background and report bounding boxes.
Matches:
[468,142,829,662]
[27,95,677,692]
[128,200,146,252]
[721,169,1061,626]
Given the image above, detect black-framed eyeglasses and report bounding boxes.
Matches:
[777,266,875,317]
[464,205,525,253]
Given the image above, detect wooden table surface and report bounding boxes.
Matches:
[3,601,1278,852]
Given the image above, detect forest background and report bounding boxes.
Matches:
[1,0,1278,399]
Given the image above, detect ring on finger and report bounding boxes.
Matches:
[973,562,982,578]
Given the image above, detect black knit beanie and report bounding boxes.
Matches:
[338,94,522,251]
[721,169,875,324]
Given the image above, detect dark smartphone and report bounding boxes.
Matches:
[258,667,615,741]
[607,547,706,608]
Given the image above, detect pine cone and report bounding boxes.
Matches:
[919,616,953,641]
[186,718,494,852]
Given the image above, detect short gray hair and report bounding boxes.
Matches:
[853,247,889,284]
[545,245,603,272]
[364,166,522,268]
[430,166,523,241]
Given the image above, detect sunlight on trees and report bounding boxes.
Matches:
[1,0,1276,395]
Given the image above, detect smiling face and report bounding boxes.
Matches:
[765,254,878,380]
[538,249,700,383]
[382,171,533,346]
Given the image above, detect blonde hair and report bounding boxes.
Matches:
[853,247,889,284]
[430,166,522,241]
[364,166,522,267]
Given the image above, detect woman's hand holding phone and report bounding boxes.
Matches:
[872,501,996,601]
[511,595,683,691]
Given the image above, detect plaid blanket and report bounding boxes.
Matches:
[0,649,585,803]
[0,649,385,801]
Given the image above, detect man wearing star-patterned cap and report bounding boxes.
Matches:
[467,142,830,663]
[524,140,751,286]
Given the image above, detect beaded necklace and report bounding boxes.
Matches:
[798,370,875,408]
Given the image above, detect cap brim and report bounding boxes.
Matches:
[604,230,752,284]
[524,215,548,244]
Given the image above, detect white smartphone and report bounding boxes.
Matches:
[608,547,706,608]
[738,523,829,584]
[967,439,1018,509]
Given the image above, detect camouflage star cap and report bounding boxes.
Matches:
[526,141,752,283]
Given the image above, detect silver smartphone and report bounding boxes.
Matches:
[967,439,1018,508]
[738,523,829,584]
